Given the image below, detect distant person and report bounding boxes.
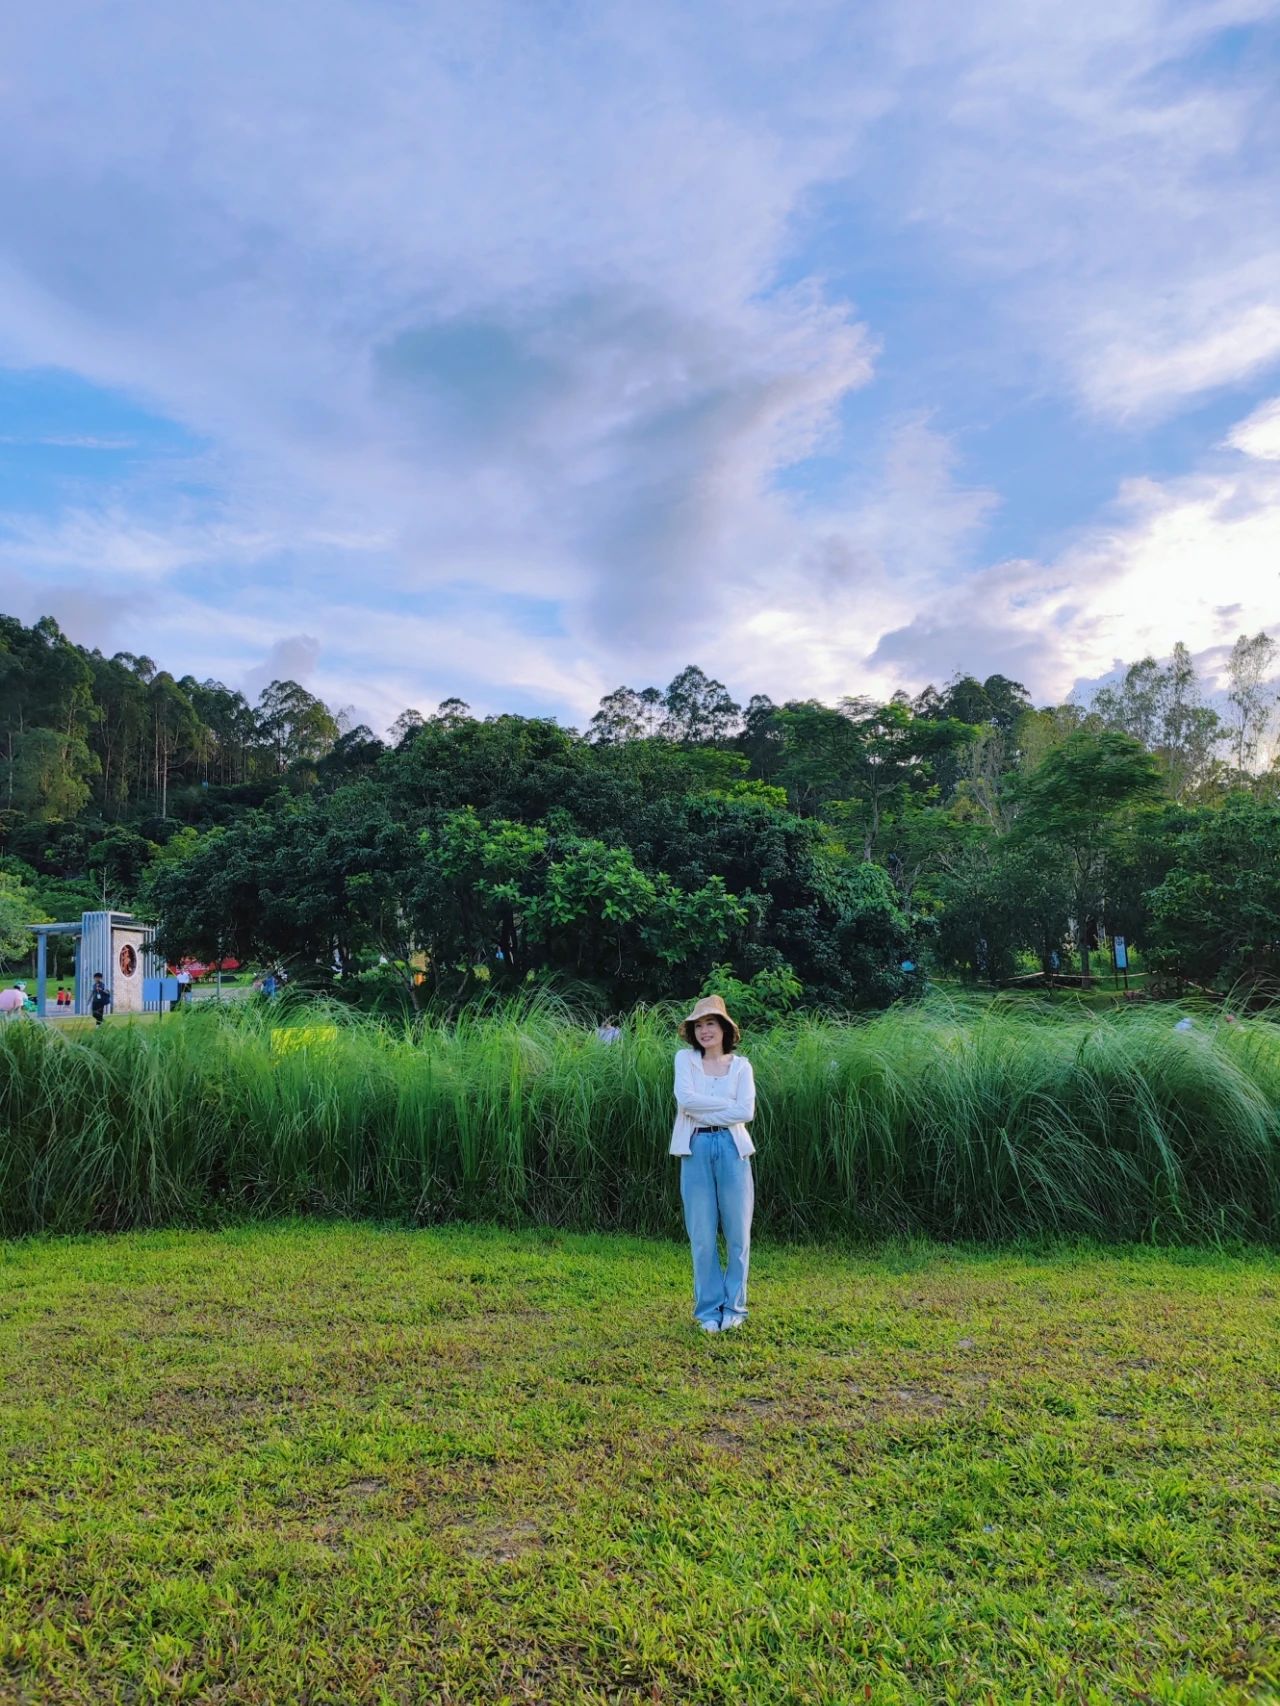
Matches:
[595,1018,622,1044]
[261,972,278,999]
[0,985,23,1019]
[56,986,71,1008]
[670,995,757,1335]
[89,973,111,1026]
[176,966,193,1005]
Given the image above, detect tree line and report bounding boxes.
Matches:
[1,613,1277,1009]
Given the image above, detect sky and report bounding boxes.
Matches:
[2,0,1279,736]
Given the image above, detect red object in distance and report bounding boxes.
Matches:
[176,958,241,980]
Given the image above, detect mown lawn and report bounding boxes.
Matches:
[1,1224,1277,1704]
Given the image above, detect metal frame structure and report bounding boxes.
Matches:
[26,911,166,1018]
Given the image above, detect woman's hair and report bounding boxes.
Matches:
[686,1013,736,1055]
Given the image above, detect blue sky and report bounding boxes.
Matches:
[2,0,1279,734]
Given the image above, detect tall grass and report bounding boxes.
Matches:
[1,997,1277,1241]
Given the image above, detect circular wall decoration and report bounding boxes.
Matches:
[118,943,138,978]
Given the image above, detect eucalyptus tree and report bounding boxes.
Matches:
[1225,631,1277,775]
[1092,643,1223,799]
[255,679,340,773]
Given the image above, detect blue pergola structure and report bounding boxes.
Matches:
[28,911,168,1018]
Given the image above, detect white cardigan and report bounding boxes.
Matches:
[669,1048,756,1158]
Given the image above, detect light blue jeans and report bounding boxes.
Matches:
[680,1128,754,1327]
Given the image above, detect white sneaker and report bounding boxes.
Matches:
[720,1314,745,1331]
[699,1319,721,1333]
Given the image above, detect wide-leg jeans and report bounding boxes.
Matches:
[679,1127,754,1327]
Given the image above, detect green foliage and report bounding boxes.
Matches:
[1147,794,1280,988]
[256,677,341,772]
[147,717,918,1009]
[1015,731,1165,977]
[1224,630,1278,774]
[7,607,1280,1012]
[1092,644,1223,800]
[85,825,160,905]
[3,1000,1277,1242]
[411,809,749,997]
[699,959,803,1025]
[0,614,348,839]
[4,725,98,821]
[0,871,42,961]
[587,664,740,744]
[932,834,1073,983]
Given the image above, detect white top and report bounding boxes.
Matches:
[669,1048,756,1159]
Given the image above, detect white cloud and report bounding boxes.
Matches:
[867,447,1280,704]
[1228,395,1280,460]
[1075,291,1280,422]
[0,505,283,581]
[0,433,137,449]
[1,0,1278,719]
[855,1,1280,418]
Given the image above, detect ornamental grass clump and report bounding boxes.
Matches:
[0,997,1276,1241]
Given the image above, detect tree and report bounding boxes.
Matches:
[587,685,665,744]
[932,835,1073,984]
[316,725,386,786]
[86,826,159,906]
[661,666,741,744]
[1016,703,1101,775]
[831,697,972,860]
[1146,794,1280,989]
[183,678,259,786]
[388,708,425,748]
[981,674,1034,735]
[953,725,1017,833]
[1101,802,1200,951]
[1225,631,1277,774]
[773,701,859,815]
[1092,657,1168,751]
[1014,731,1164,979]
[0,871,41,962]
[1161,643,1224,801]
[406,809,749,1000]
[148,673,202,816]
[933,673,1031,734]
[148,785,422,998]
[255,680,340,773]
[738,694,785,782]
[89,653,151,810]
[4,726,97,822]
[432,697,473,731]
[0,615,99,827]
[1092,644,1223,799]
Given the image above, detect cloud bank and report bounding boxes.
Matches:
[1,0,1277,728]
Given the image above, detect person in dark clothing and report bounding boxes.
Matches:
[89,973,111,1026]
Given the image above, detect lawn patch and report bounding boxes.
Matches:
[1,1223,1278,1701]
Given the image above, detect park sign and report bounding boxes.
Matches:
[1114,936,1128,970]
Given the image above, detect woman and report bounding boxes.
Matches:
[670,994,756,1333]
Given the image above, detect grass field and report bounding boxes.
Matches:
[1,1222,1277,1703]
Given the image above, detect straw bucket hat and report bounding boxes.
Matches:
[680,993,741,1047]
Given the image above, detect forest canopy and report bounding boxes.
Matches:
[2,612,1278,1009]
